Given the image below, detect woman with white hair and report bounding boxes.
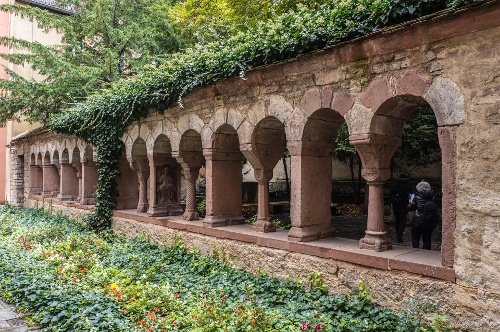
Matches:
[408,181,439,250]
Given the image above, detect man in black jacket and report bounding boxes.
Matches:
[408,181,439,250]
[390,174,411,243]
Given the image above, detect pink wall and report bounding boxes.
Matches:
[0,0,10,202]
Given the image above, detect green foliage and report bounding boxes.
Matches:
[169,0,332,45]
[0,206,447,331]
[0,0,182,124]
[393,106,441,173]
[197,197,206,216]
[307,272,328,294]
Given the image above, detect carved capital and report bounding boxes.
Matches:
[350,134,401,181]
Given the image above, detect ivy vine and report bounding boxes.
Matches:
[48,0,482,229]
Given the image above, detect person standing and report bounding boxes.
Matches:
[390,174,411,243]
[408,181,439,250]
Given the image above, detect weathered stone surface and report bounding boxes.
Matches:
[424,77,465,126]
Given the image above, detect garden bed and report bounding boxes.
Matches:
[0,205,448,331]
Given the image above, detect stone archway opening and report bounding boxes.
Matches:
[148,134,183,217]
[203,124,244,227]
[351,94,448,256]
[288,108,345,242]
[176,130,204,220]
[243,116,286,233]
[116,149,138,210]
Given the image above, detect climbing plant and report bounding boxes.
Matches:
[48,0,482,229]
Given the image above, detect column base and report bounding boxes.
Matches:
[59,194,77,201]
[253,219,276,233]
[183,210,199,221]
[81,197,95,205]
[137,203,149,213]
[359,231,392,251]
[203,215,245,228]
[147,204,183,217]
[288,225,335,242]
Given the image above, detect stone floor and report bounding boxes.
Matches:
[0,300,40,332]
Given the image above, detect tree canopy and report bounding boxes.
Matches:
[0,0,182,124]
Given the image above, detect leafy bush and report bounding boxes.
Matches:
[0,205,451,331]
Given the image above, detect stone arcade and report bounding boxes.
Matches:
[8,3,500,330]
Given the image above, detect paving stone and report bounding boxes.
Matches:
[0,309,18,321]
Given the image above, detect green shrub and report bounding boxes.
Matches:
[0,206,449,331]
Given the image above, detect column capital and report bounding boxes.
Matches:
[350,134,401,182]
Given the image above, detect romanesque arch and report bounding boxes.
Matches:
[242,116,286,233]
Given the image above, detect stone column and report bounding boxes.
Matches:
[42,162,59,198]
[350,134,401,252]
[58,162,79,201]
[71,161,82,203]
[129,157,149,213]
[287,141,335,242]
[203,148,244,227]
[29,165,43,195]
[182,167,200,221]
[81,161,98,205]
[147,154,157,213]
[253,168,276,232]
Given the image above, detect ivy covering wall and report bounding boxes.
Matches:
[48,0,481,228]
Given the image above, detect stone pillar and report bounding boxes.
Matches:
[71,161,82,202]
[287,141,335,242]
[58,162,79,201]
[29,165,43,195]
[203,148,244,227]
[253,168,276,232]
[42,162,59,198]
[438,126,457,267]
[350,134,401,251]
[182,167,200,221]
[147,154,158,214]
[129,157,149,213]
[116,156,139,209]
[81,161,98,205]
[10,153,25,206]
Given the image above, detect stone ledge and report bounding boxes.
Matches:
[112,209,455,282]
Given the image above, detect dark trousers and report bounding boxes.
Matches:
[411,227,433,250]
[394,210,407,242]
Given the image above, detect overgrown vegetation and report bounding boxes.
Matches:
[2,0,482,228]
[0,205,450,331]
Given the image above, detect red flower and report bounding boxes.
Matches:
[174,292,179,298]
[221,295,226,301]
[300,322,310,330]
[139,321,145,326]
[314,324,323,331]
